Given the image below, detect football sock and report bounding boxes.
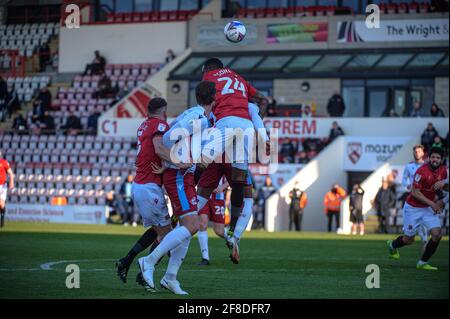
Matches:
[149,238,160,254]
[420,238,440,262]
[197,230,209,260]
[0,207,5,228]
[147,226,191,266]
[233,198,253,240]
[123,227,157,267]
[391,236,407,249]
[197,195,208,212]
[165,237,191,281]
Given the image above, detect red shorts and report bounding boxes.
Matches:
[198,198,225,224]
[197,163,252,189]
[163,168,197,217]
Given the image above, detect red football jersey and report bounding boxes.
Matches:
[134,117,169,185]
[0,159,11,185]
[202,68,258,121]
[406,163,448,208]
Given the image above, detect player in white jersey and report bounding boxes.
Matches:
[196,102,266,264]
[137,81,216,295]
[402,145,428,248]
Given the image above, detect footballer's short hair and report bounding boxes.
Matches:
[413,145,425,151]
[148,97,167,113]
[202,58,224,72]
[429,146,444,158]
[195,81,216,106]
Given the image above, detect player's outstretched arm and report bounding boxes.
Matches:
[153,135,192,169]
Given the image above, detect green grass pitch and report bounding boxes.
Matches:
[0,222,448,299]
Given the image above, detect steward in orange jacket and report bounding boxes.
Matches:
[323,185,346,232]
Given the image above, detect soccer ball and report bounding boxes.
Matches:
[224,21,246,43]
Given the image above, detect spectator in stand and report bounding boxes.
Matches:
[327,91,346,117]
[11,111,28,135]
[409,101,423,117]
[280,138,296,163]
[389,109,399,117]
[297,151,309,164]
[430,103,445,117]
[302,105,312,118]
[32,86,52,118]
[421,122,439,151]
[39,110,56,134]
[87,108,101,135]
[0,76,7,118]
[288,181,308,231]
[323,184,346,232]
[93,72,115,98]
[62,111,82,135]
[255,176,277,229]
[373,179,396,234]
[328,121,345,143]
[38,42,51,72]
[165,49,176,64]
[83,50,106,76]
[4,85,21,120]
[119,174,138,227]
[105,190,126,224]
[349,184,365,236]
[432,135,444,150]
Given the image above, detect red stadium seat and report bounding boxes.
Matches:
[408,2,419,13]
[255,8,265,18]
[378,3,387,14]
[187,10,198,19]
[178,10,188,20]
[150,11,159,22]
[169,11,178,21]
[123,13,132,23]
[106,13,114,23]
[245,8,256,18]
[295,6,306,16]
[387,4,398,14]
[141,12,150,22]
[236,8,246,18]
[419,2,430,13]
[265,8,275,18]
[285,7,295,17]
[114,13,124,23]
[326,6,336,16]
[398,3,408,14]
[275,7,286,17]
[159,11,169,21]
[132,13,141,22]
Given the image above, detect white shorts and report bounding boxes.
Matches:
[202,116,254,170]
[0,184,7,201]
[402,203,441,237]
[132,182,171,228]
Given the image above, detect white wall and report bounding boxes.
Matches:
[266,137,347,232]
[339,138,419,234]
[59,22,187,73]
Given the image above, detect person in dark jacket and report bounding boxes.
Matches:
[420,122,439,151]
[288,181,308,231]
[12,111,28,135]
[256,177,277,229]
[83,50,106,75]
[327,91,346,117]
[32,86,52,118]
[39,110,55,134]
[62,111,82,135]
[373,179,397,234]
[119,175,138,227]
[328,121,345,143]
[87,109,101,135]
[349,184,365,235]
[430,103,445,117]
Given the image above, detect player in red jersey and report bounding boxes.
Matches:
[197,177,228,265]
[0,150,15,228]
[116,98,186,284]
[387,147,448,270]
[199,58,268,264]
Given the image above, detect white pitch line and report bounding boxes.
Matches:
[40,259,115,270]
